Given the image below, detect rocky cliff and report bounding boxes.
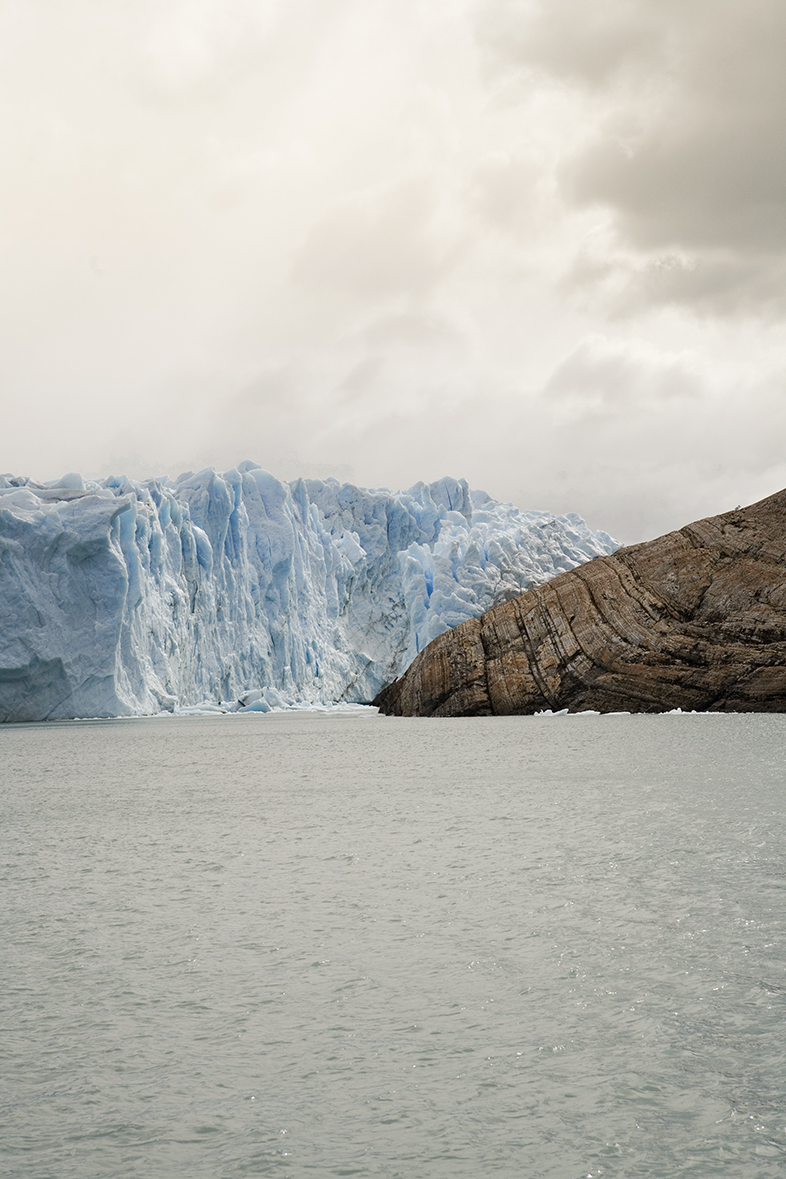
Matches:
[374,488,786,716]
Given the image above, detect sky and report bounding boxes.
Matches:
[2,0,785,541]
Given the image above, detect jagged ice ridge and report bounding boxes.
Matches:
[0,464,619,720]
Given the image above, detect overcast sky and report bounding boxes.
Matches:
[2,0,785,540]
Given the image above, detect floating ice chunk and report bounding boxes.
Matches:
[242,699,272,713]
[175,701,230,715]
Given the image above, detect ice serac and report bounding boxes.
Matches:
[0,466,618,721]
[374,488,786,717]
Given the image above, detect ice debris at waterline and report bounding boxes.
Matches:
[0,465,618,721]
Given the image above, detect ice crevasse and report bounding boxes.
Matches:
[0,464,619,721]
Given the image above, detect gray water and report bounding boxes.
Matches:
[2,712,785,1179]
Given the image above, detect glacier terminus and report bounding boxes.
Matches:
[0,465,618,721]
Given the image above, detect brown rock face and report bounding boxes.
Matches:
[373,488,786,716]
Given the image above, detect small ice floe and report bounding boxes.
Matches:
[174,701,231,716]
[533,708,622,717]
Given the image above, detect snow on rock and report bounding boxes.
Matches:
[0,466,619,721]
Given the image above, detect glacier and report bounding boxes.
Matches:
[0,465,619,721]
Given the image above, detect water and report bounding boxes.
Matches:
[2,712,785,1179]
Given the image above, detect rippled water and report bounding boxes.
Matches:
[2,712,785,1178]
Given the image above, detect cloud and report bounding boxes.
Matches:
[292,180,464,304]
[530,332,786,539]
[544,334,704,411]
[141,0,278,92]
[467,150,545,240]
[478,0,786,312]
[478,0,665,88]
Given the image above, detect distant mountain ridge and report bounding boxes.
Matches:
[0,466,617,721]
[374,488,786,716]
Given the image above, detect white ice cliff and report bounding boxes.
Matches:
[0,465,619,721]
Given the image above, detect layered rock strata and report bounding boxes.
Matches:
[374,488,786,716]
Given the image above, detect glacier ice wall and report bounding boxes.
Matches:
[0,465,618,721]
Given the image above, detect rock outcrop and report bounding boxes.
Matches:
[373,488,786,716]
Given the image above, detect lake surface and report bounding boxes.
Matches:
[2,711,785,1178]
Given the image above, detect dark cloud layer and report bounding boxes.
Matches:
[479,0,786,312]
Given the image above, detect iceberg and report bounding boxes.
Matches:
[0,465,619,721]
